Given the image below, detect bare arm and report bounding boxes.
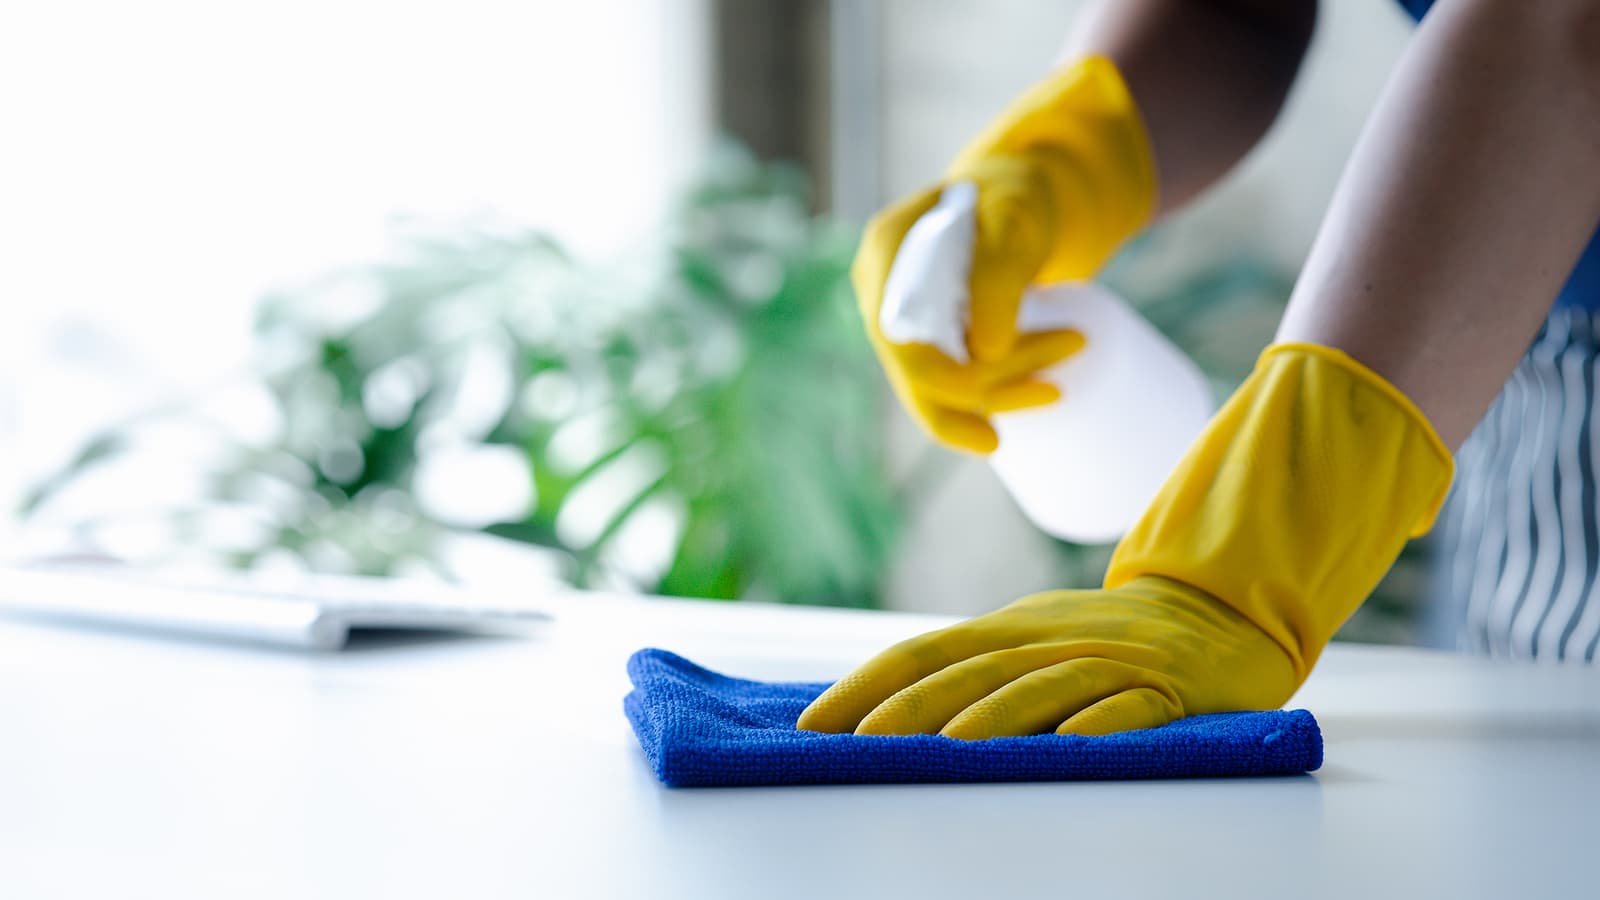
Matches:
[1066,0,1319,214]
[1076,0,1600,449]
[1276,0,1600,449]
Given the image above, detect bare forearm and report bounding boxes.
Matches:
[1065,0,1317,213]
[1276,0,1600,449]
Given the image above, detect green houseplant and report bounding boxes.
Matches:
[25,145,900,608]
[23,144,1427,639]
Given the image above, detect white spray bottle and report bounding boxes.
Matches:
[879,181,1214,544]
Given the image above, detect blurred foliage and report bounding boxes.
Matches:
[25,144,899,607]
[23,145,1427,638]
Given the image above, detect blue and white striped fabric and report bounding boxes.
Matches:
[1427,308,1600,661]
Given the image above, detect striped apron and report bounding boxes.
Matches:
[1425,307,1600,661]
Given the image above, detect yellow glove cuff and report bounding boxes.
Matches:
[948,55,1158,281]
[1104,343,1456,679]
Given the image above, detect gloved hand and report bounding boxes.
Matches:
[798,344,1455,738]
[793,575,1296,738]
[856,56,1158,454]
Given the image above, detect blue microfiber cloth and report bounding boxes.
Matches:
[624,648,1322,787]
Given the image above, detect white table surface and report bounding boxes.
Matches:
[3,590,1597,900]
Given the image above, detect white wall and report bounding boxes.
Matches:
[872,0,1414,614]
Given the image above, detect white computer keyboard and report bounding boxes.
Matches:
[0,565,554,650]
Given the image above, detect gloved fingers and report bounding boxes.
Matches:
[939,658,1148,741]
[965,255,1033,364]
[981,379,1060,415]
[1055,687,1183,737]
[910,328,1080,416]
[853,644,1082,736]
[978,329,1084,388]
[890,328,1081,415]
[890,342,984,411]
[873,343,997,453]
[964,159,1056,363]
[908,392,999,454]
[795,632,965,734]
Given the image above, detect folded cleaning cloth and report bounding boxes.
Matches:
[624,648,1323,788]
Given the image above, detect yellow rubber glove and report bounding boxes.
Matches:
[797,344,1454,738]
[856,56,1158,454]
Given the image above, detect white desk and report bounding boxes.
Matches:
[3,591,1597,899]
